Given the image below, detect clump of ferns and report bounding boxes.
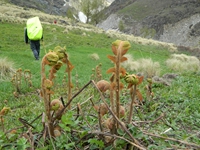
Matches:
[41,46,74,137]
[24,69,32,89]
[95,63,102,82]
[62,75,67,88]
[0,106,11,132]
[11,69,33,98]
[94,40,144,148]
[106,40,131,131]
[61,72,79,93]
[121,72,144,123]
[11,68,23,97]
[91,63,102,83]
[102,40,145,127]
[144,78,154,101]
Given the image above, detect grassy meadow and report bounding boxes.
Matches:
[0,3,200,149]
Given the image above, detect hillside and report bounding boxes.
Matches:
[98,0,200,48]
[5,0,200,48]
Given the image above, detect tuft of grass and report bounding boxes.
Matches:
[88,53,100,61]
[166,54,200,73]
[122,54,161,78]
[0,57,15,81]
[137,58,161,78]
[121,54,139,71]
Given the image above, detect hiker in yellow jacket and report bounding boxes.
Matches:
[24,17,43,60]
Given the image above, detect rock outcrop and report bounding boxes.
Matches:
[98,0,200,48]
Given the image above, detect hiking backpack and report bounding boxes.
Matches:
[26,16,43,40]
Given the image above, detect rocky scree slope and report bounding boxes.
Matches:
[98,0,200,49]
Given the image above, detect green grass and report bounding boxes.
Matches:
[1,21,200,149]
[0,22,171,94]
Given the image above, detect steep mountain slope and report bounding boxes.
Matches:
[7,0,115,16]
[8,0,66,15]
[98,0,200,48]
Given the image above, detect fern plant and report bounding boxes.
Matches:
[40,46,74,136]
[106,40,130,130]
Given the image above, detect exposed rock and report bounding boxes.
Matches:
[97,14,120,30]
[152,73,178,87]
[159,14,200,48]
[162,73,179,80]
[98,0,200,48]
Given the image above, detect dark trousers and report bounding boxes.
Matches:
[30,40,40,60]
